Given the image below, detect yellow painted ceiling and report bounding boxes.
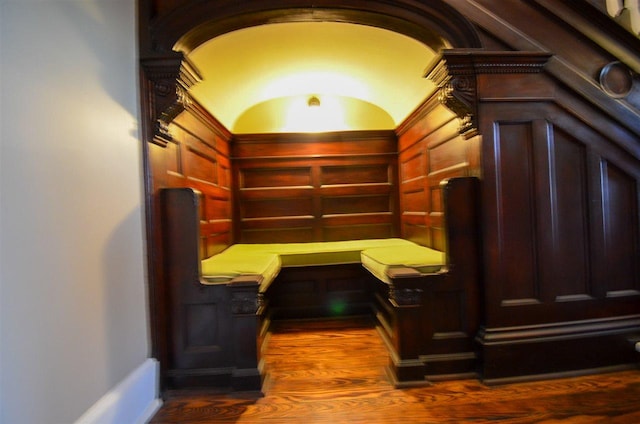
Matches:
[187,22,438,133]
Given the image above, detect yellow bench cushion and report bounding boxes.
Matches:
[261,238,416,266]
[201,246,281,290]
[200,238,443,289]
[360,244,445,284]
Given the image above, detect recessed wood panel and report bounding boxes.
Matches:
[240,167,312,188]
[233,131,399,242]
[401,223,429,246]
[425,117,462,149]
[241,228,315,243]
[204,232,231,258]
[320,165,389,185]
[218,161,231,189]
[241,216,315,230]
[174,111,228,154]
[185,145,218,185]
[548,128,591,299]
[322,195,390,215]
[324,224,393,241]
[604,162,640,295]
[233,132,396,158]
[319,184,391,197]
[401,150,426,182]
[431,226,446,252]
[429,136,468,174]
[398,102,456,151]
[166,139,182,175]
[402,188,427,213]
[322,213,393,228]
[205,195,231,220]
[241,197,313,218]
[495,121,538,302]
[185,304,220,348]
[432,291,464,334]
[199,220,232,258]
[430,186,443,213]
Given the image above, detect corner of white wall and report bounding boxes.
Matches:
[74,358,162,424]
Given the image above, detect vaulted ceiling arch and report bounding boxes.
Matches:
[149,1,482,55]
[142,0,482,136]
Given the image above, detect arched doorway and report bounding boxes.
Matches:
[139,0,483,391]
[139,0,482,145]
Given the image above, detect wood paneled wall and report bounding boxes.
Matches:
[160,105,234,257]
[476,61,640,382]
[478,70,640,325]
[140,0,640,387]
[396,95,481,249]
[232,131,399,243]
[146,102,233,384]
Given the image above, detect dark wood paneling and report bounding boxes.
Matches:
[146,101,235,391]
[140,0,640,391]
[481,100,640,327]
[494,121,539,303]
[241,167,312,188]
[397,93,480,248]
[603,162,640,296]
[373,177,482,382]
[233,131,398,242]
[321,164,390,185]
[266,264,373,319]
[233,132,397,158]
[161,188,263,390]
[548,128,590,300]
[478,70,640,381]
[165,108,233,258]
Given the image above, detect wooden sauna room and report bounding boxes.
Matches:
[139,0,640,394]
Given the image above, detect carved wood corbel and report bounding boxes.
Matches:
[425,50,552,139]
[141,54,202,147]
[389,284,424,306]
[228,276,262,315]
[426,54,478,139]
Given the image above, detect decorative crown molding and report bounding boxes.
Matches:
[425,50,552,139]
[141,54,202,146]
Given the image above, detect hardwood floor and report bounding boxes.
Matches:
[150,317,640,423]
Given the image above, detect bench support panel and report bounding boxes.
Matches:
[265,264,373,320]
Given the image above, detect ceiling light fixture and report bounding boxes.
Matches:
[307,95,321,107]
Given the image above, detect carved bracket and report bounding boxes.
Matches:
[231,290,260,315]
[141,54,202,146]
[228,276,262,315]
[390,285,423,306]
[425,50,552,139]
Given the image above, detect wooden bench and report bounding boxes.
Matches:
[160,176,481,390]
[200,238,445,320]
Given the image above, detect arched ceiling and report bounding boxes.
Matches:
[187,22,439,133]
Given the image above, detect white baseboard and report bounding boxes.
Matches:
[74,358,162,424]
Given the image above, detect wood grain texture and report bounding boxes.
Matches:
[150,318,640,423]
[233,131,399,242]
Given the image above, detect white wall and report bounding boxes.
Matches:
[0,1,150,423]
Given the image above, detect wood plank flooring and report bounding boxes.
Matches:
[150,317,640,423]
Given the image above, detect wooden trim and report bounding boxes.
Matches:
[424,50,552,139]
[144,1,481,55]
[140,55,203,146]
